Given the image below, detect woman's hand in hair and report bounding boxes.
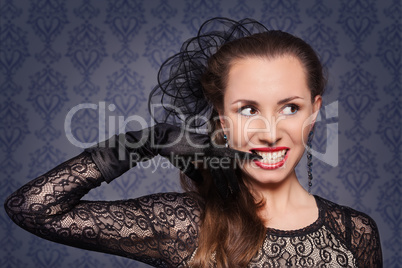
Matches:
[86,123,260,196]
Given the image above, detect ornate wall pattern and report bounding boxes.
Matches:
[0,0,400,267]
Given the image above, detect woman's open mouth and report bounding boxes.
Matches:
[250,147,290,170]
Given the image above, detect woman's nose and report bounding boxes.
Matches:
[245,116,281,147]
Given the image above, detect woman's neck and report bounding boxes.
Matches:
[250,175,318,230]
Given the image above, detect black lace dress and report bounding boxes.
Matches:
[4,152,382,267]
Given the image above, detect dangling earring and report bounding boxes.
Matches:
[223,134,229,148]
[307,130,314,194]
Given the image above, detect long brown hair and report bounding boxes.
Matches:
[182,31,326,267]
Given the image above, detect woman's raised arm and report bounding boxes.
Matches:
[4,151,201,267]
[4,123,257,266]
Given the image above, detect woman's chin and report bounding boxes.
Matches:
[240,161,291,186]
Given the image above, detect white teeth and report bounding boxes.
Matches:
[255,149,287,164]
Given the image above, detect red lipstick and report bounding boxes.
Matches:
[250,147,289,152]
[250,147,290,170]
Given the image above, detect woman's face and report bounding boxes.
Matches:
[219,56,321,191]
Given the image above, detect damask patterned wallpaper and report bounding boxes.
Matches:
[0,0,400,267]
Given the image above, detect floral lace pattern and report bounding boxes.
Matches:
[4,152,201,267]
[184,196,382,267]
[4,152,382,267]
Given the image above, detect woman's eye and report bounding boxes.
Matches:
[239,107,258,116]
[281,104,299,115]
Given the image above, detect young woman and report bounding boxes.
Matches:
[4,18,382,267]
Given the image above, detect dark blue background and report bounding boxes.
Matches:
[0,0,400,267]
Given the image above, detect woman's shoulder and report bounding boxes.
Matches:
[314,195,380,244]
[314,196,383,266]
[315,195,378,226]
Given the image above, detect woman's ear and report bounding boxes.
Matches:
[219,115,225,130]
[216,110,229,146]
[311,95,322,128]
[218,109,226,130]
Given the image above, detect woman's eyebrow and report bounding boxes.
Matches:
[277,96,303,105]
[232,96,303,105]
[231,99,259,105]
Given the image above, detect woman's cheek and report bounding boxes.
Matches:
[232,116,260,149]
[223,113,244,148]
[236,117,250,148]
[287,116,311,144]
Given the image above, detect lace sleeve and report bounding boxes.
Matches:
[350,211,383,267]
[4,152,201,267]
[321,196,383,268]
